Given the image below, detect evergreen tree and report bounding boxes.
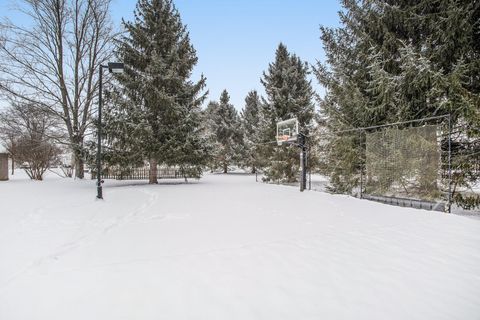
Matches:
[316,0,480,208]
[260,43,314,182]
[240,90,263,173]
[102,0,208,183]
[203,100,222,172]
[206,90,244,173]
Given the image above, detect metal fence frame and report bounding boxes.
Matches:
[332,114,452,212]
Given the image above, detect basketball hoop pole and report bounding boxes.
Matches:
[298,133,307,192]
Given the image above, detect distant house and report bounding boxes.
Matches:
[0,153,8,181]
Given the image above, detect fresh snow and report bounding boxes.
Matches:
[1,171,480,319]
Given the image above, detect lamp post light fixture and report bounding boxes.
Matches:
[97,62,124,199]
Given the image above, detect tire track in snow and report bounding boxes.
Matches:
[0,186,159,292]
[102,187,160,233]
[32,230,335,275]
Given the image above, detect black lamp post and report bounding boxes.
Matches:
[97,62,124,199]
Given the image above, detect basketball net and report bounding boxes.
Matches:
[277,135,290,145]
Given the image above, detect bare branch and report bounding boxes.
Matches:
[0,0,115,178]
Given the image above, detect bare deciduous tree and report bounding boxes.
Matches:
[0,0,114,178]
[0,103,61,180]
[16,134,61,181]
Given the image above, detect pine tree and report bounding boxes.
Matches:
[316,0,480,207]
[102,0,208,183]
[203,100,222,172]
[206,90,244,173]
[260,43,314,182]
[240,90,263,173]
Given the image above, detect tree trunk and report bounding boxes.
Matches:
[11,156,14,175]
[72,133,85,179]
[223,161,228,174]
[75,154,85,179]
[149,158,158,184]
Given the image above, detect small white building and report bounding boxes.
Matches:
[0,152,8,181]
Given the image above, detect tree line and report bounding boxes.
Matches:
[0,0,478,208]
[0,0,316,184]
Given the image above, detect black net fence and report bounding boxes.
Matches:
[313,116,458,212]
[364,125,442,201]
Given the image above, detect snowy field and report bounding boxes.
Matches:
[1,171,480,320]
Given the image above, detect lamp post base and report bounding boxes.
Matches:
[97,185,103,199]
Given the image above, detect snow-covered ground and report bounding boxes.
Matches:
[1,171,480,320]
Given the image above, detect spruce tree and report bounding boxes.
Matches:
[206,90,244,173]
[316,0,480,208]
[102,0,208,183]
[260,43,314,182]
[240,90,263,173]
[203,100,222,172]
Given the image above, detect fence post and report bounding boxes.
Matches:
[359,130,364,199]
[308,148,311,191]
[447,114,452,213]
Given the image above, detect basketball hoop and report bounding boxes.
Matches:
[274,117,307,192]
[276,118,299,145]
